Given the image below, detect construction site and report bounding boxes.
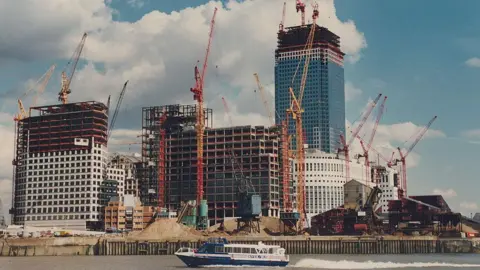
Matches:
[4,0,480,243]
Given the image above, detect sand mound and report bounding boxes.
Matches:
[207,216,282,236]
[129,218,205,241]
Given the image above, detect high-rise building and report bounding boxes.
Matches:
[275,24,345,153]
[11,101,109,230]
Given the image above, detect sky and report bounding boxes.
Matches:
[0,0,479,220]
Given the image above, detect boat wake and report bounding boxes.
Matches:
[293,258,480,269]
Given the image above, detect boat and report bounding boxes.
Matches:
[175,237,289,267]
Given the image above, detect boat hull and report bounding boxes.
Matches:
[176,254,289,267]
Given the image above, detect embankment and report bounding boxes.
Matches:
[1,236,480,256]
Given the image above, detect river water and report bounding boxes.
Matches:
[0,254,479,269]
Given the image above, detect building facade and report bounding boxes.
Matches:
[104,195,145,231]
[109,153,142,196]
[373,165,399,213]
[297,150,365,223]
[297,149,399,223]
[275,24,345,153]
[11,101,109,230]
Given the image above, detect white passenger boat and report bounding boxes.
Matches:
[175,238,289,267]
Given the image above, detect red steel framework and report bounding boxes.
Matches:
[157,110,167,208]
[191,7,217,204]
[280,120,291,211]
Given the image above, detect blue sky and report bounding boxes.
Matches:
[0,0,479,216]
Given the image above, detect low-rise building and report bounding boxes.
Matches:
[104,195,145,231]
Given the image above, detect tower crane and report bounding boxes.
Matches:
[253,73,291,212]
[222,97,261,233]
[107,81,129,140]
[190,8,217,204]
[253,73,274,126]
[279,2,286,32]
[58,33,87,104]
[286,5,319,229]
[338,94,382,183]
[296,0,306,26]
[393,115,437,198]
[357,96,387,183]
[14,65,56,122]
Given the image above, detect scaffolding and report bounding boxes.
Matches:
[140,104,213,207]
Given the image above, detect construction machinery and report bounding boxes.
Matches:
[295,0,306,26]
[222,97,261,233]
[392,116,438,198]
[357,96,387,184]
[190,8,217,205]
[279,2,286,32]
[310,185,384,235]
[253,73,294,233]
[58,33,87,104]
[337,94,382,183]
[283,4,320,232]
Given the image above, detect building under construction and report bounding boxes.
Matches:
[141,104,282,225]
[11,101,109,230]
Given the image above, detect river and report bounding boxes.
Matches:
[0,254,479,269]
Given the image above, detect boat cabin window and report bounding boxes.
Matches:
[215,246,225,253]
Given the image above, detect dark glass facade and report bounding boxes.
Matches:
[275,24,345,153]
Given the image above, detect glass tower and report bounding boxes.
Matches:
[274,24,345,153]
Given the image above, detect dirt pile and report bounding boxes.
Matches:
[129,218,205,241]
[207,216,282,236]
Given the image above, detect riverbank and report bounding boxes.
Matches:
[1,236,480,256]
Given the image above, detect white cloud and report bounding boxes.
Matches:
[460,201,479,211]
[0,0,367,122]
[465,57,480,68]
[432,188,457,199]
[345,81,362,102]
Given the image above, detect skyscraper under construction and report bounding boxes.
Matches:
[11,101,109,230]
[141,104,282,225]
[274,24,346,153]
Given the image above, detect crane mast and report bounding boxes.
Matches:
[191,8,217,204]
[279,2,286,31]
[59,33,87,104]
[285,5,319,228]
[296,0,306,26]
[395,115,437,198]
[358,96,387,183]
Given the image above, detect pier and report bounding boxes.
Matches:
[1,237,479,256]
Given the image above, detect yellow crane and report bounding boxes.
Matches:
[14,64,56,122]
[286,3,319,229]
[253,73,274,126]
[59,33,87,104]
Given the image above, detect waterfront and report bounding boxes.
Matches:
[1,254,480,269]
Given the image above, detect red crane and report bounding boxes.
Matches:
[338,94,382,183]
[157,110,167,208]
[296,0,306,26]
[357,96,387,184]
[191,7,217,204]
[394,115,438,198]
